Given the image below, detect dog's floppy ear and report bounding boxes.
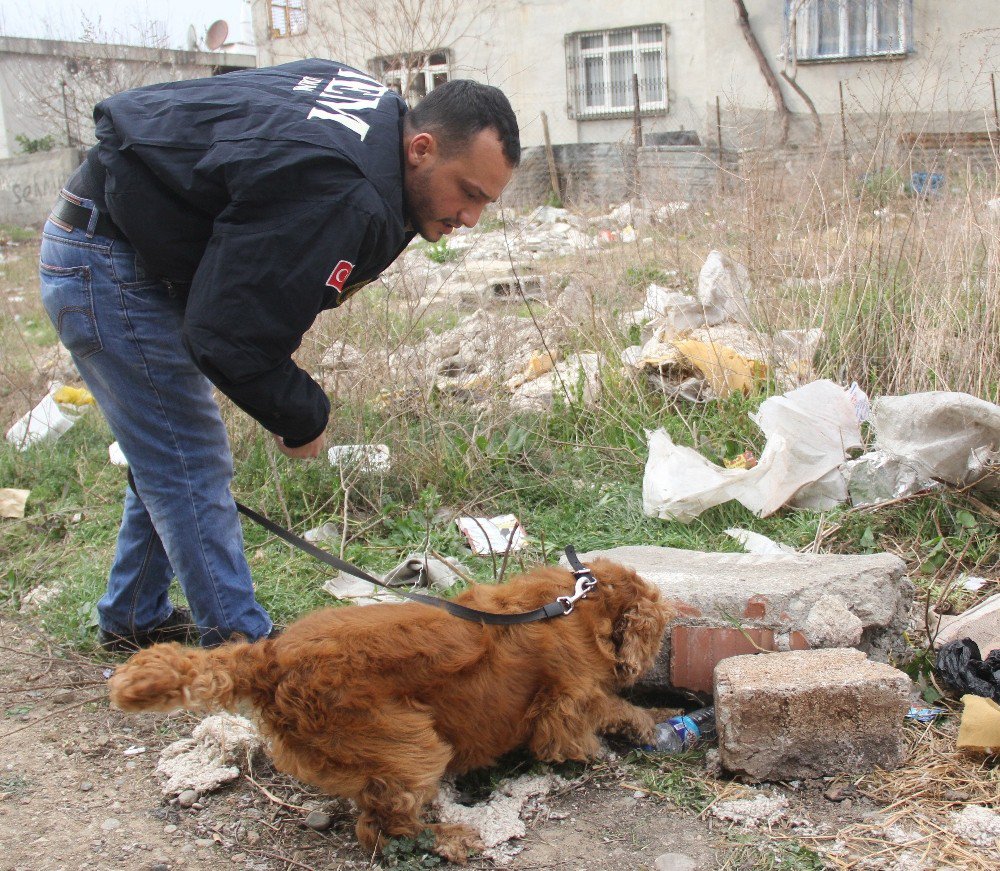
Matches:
[593,560,671,685]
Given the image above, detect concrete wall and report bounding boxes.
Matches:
[0,36,256,159]
[0,147,82,225]
[705,0,1000,148]
[254,1,1000,153]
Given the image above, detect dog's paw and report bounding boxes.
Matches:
[430,822,484,865]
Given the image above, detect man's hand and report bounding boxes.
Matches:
[272,432,325,459]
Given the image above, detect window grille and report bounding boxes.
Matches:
[371,51,450,105]
[271,0,307,39]
[565,24,668,120]
[789,0,912,61]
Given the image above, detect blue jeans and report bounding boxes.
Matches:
[39,207,273,646]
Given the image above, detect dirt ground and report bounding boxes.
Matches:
[0,616,916,871]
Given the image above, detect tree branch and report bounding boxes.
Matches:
[732,0,791,144]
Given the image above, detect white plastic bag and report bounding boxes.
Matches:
[642,380,862,521]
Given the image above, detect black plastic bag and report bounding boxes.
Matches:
[935,638,1000,702]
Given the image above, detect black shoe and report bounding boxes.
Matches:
[98,607,198,652]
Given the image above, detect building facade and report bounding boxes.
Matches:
[249,0,999,152]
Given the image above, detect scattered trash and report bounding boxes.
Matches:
[950,803,1000,847]
[724,528,795,555]
[846,381,871,422]
[933,593,1000,659]
[509,352,601,412]
[843,450,938,508]
[108,442,128,467]
[870,392,1000,491]
[303,521,340,544]
[323,553,467,605]
[456,514,527,555]
[672,338,766,398]
[51,385,95,407]
[934,638,1000,702]
[157,713,263,796]
[955,694,1000,754]
[123,745,146,756]
[0,488,30,519]
[710,791,790,828]
[322,575,388,606]
[905,706,947,723]
[723,451,757,470]
[959,575,989,593]
[644,706,716,753]
[505,350,558,389]
[382,553,467,590]
[910,171,945,197]
[436,773,566,865]
[327,443,391,473]
[5,383,92,450]
[643,379,862,521]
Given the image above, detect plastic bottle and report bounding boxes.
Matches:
[645,706,716,753]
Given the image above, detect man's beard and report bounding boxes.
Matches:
[404,168,445,241]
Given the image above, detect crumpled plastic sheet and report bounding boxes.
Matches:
[935,638,1000,703]
[642,379,862,522]
[871,392,1000,490]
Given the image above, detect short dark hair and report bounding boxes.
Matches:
[406,79,521,167]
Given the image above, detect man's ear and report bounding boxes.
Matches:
[406,131,436,166]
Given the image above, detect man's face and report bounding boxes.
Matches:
[403,127,513,242]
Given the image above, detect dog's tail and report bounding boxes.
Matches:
[108,641,272,714]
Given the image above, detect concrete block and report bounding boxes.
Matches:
[573,546,912,693]
[714,649,911,780]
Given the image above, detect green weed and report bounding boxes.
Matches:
[380,829,443,869]
[722,834,827,870]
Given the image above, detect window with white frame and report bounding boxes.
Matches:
[790,0,912,61]
[371,51,450,105]
[565,24,668,120]
[270,0,307,38]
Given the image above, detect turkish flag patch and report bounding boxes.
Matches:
[325,260,355,292]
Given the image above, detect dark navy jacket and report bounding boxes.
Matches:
[92,60,414,445]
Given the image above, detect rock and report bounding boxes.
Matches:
[653,852,699,870]
[80,781,93,792]
[709,792,789,828]
[101,818,121,832]
[177,789,199,808]
[716,649,911,780]
[572,545,912,693]
[150,864,170,871]
[304,810,332,831]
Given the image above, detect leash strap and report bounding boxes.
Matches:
[126,469,590,625]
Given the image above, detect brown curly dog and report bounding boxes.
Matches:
[108,558,671,863]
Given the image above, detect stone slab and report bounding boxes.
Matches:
[573,546,912,693]
[714,649,911,780]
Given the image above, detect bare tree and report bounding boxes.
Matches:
[264,0,496,102]
[9,17,204,149]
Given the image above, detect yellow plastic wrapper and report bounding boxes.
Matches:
[724,451,758,470]
[957,694,1000,753]
[507,351,559,390]
[672,339,767,398]
[52,385,95,406]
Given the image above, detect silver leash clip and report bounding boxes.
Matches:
[557,572,598,614]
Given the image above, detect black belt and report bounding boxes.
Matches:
[50,190,126,242]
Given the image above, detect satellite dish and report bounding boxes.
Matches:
[185,24,199,51]
[206,19,229,50]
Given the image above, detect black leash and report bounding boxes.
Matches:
[127,469,597,625]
